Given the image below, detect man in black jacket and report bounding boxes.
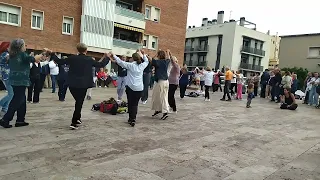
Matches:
[260,69,270,98]
[271,69,282,103]
[50,43,110,130]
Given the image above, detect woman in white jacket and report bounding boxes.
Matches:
[49,57,59,93]
[112,50,149,127]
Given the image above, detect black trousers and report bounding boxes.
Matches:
[230,83,237,95]
[304,91,310,104]
[126,86,142,121]
[40,74,46,91]
[69,87,87,124]
[200,81,204,91]
[3,86,27,123]
[58,79,68,101]
[254,86,258,97]
[260,84,267,98]
[141,72,151,101]
[205,85,211,99]
[222,80,232,100]
[280,103,298,110]
[98,78,111,87]
[168,84,178,111]
[27,78,41,103]
[179,84,187,98]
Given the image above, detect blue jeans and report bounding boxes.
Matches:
[0,80,14,112]
[117,77,126,100]
[51,75,58,93]
[308,86,319,106]
[3,86,27,123]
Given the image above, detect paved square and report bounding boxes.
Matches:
[0,88,319,180]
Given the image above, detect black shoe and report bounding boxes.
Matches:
[152,111,161,117]
[70,124,79,130]
[226,99,232,102]
[130,121,135,127]
[0,119,12,128]
[270,100,275,102]
[76,120,82,125]
[15,122,29,127]
[161,113,169,120]
[220,98,225,101]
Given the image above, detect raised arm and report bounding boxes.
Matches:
[113,54,132,69]
[93,53,110,68]
[50,53,66,65]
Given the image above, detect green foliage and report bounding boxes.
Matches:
[281,67,309,90]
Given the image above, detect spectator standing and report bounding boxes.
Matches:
[49,56,59,93]
[260,69,270,98]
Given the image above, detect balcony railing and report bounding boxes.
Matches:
[239,62,263,71]
[115,6,145,20]
[241,46,265,56]
[185,45,209,52]
[113,38,142,50]
[184,61,207,67]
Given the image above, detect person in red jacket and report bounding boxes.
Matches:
[97,68,110,87]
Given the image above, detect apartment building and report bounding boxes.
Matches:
[0,0,188,69]
[279,33,320,72]
[268,34,281,70]
[184,11,271,76]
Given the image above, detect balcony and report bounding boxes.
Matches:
[114,6,146,30]
[239,62,263,72]
[184,61,207,67]
[241,46,265,57]
[113,38,142,50]
[185,45,209,53]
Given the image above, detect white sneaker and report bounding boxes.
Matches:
[207,99,211,102]
[99,86,101,88]
[142,100,147,104]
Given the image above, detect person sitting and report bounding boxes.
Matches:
[97,68,109,87]
[109,68,118,87]
[280,87,298,110]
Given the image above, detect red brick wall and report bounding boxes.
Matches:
[0,0,82,54]
[143,0,189,67]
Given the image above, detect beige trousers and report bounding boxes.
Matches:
[152,80,169,113]
[44,75,52,88]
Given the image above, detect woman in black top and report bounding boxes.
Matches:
[280,87,298,110]
[50,43,109,130]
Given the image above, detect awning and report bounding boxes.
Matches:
[114,23,144,33]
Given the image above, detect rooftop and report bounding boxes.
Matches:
[280,33,320,38]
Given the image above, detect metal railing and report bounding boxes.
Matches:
[184,61,207,67]
[185,45,209,52]
[239,62,263,71]
[115,6,145,20]
[113,38,142,50]
[241,46,265,56]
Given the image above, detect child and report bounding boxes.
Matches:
[247,83,254,108]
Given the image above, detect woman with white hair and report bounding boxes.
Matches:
[168,52,180,113]
[0,39,43,128]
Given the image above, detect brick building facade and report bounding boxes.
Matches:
[0,0,188,66]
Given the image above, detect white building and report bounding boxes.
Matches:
[184,11,271,76]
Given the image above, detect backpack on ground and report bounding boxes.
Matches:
[100,98,118,115]
[91,103,101,111]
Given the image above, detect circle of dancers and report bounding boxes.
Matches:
[0,39,316,130]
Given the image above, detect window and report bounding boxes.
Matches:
[252,57,256,66]
[258,57,262,66]
[116,1,133,10]
[308,47,320,58]
[154,8,160,22]
[254,42,258,49]
[31,10,43,30]
[143,35,149,48]
[151,36,158,49]
[145,6,151,19]
[62,16,73,35]
[0,3,21,26]
[260,43,263,50]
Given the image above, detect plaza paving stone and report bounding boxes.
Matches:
[0,88,319,180]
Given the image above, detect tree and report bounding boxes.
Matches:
[281,67,309,90]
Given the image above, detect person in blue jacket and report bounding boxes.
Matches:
[179,67,195,99]
[0,44,13,115]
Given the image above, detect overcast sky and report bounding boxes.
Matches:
[187,0,319,36]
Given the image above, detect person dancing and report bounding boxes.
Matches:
[151,50,170,120]
[50,43,109,130]
[112,50,149,127]
[0,39,43,128]
[168,50,180,113]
